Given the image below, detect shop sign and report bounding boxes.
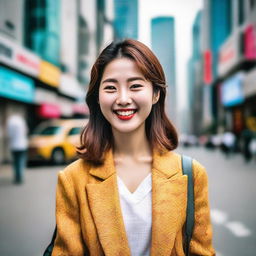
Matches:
[243,68,256,97]
[0,34,40,77]
[0,66,35,103]
[218,30,241,77]
[221,72,244,107]
[244,23,256,60]
[39,61,60,87]
[14,50,40,77]
[203,50,212,85]
[37,103,61,118]
[60,74,85,99]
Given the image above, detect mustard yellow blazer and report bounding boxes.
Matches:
[52,149,215,256]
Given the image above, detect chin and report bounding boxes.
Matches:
[112,123,145,135]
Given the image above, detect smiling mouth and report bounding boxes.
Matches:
[113,109,137,116]
[113,109,137,120]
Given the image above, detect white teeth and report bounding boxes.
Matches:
[116,110,135,116]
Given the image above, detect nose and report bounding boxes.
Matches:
[116,89,132,105]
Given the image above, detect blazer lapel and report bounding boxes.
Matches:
[86,150,131,256]
[150,150,188,256]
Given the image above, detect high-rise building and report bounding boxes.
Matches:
[187,11,204,135]
[151,16,176,125]
[209,0,232,79]
[198,0,232,134]
[114,0,138,40]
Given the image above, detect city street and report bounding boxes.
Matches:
[0,147,255,256]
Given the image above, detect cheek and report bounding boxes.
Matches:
[99,93,115,113]
[133,91,154,108]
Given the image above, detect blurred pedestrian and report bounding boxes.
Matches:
[249,133,256,162]
[241,129,253,162]
[46,39,215,255]
[6,113,28,184]
[221,131,236,157]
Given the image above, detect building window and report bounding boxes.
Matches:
[238,0,245,25]
[24,0,60,66]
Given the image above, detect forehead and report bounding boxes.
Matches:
[102,58,145,78]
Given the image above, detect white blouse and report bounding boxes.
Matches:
[117,173,152,256]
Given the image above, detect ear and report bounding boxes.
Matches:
[152,90,160,104]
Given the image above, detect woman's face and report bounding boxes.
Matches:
[99,57,159,135]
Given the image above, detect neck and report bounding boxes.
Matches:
[112,126,152,161]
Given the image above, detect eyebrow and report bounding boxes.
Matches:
[102,77,146,84]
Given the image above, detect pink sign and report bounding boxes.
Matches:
[37,104,61,118]
[244,24,256,60]
[203,50,213,85]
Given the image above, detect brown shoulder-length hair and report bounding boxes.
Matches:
[78,39,178,165]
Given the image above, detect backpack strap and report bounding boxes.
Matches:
[181,155,195,256]
[43,226,57,256]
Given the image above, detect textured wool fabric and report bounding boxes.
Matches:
[52,149,216,256]
[117,173,152,256]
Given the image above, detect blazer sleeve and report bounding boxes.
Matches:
[52,170,86,256]
[189,160,216,256]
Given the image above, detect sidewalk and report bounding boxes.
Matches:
[0,164,13,185]
[0,163,60,256]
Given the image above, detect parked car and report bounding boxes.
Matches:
[28,119,88,165]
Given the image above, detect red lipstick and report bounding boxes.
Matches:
[113,109,137,121]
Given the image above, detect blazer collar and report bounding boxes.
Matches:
[152,148,182,178]
[89,150,116,180]
[89,148,181,180]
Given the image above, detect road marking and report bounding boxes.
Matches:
[225,221,252,237]
[211,209,252,237]
[211,209,228,224]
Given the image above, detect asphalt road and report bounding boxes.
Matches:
[0,147,255,256]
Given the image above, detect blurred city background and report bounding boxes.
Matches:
[0,0,256,255]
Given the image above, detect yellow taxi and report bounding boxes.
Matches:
[28,119,88,164]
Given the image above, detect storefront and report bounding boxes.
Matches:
[243,67,256,131]
[0,66,35,162]
[220,72,245,134]
[242,22,256,132]
[0,34,86,163]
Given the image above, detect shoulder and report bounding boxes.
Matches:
[58,158,92,184]
[166,150,208,178]
[173,152,209,191]
[190,158,209,188]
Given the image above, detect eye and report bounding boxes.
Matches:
[104,85,116,91]
[130,84,143,89]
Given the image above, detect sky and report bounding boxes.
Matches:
[138,0,203,112]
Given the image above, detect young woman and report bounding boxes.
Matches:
[51,39,215,255]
